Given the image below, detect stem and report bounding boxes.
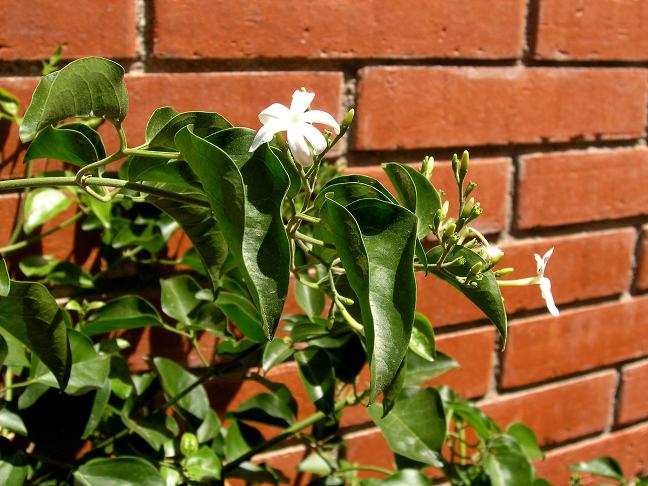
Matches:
[190,334,210,367]
[222,391,367,474]
[122,148,181,159]
[335,465,393,476]
[295,212,320,224]
[0,212,84,254]
[0,377,37,395]
[6,160,33,246]
[293,231,334,249]
[497,277,539,287]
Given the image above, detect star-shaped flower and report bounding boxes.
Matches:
[249,90,340,166]
[534,247,559,316]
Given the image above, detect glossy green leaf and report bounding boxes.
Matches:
[196,409,221,444]
[568,456,624,481]
[295,347,335,414]
[205,127,256,168]
[153,357,210,420]
[160,275,202,324]
[0,407,27,436]
[382,355,407,417]
[83,295,161,336]
[446,398,500,440]
[294,279,325,319]
[19,256,94,288]
[0,454,28,485]
[0,281,70,389]
[403,351,458,387]
[122,412,179,452]
[145,107,179,142]
[383,162,441,239]
[484,435,534,486]
[427,245,507,345]
[321,198,417,402]
[176,126,290,339]
[224,419,264,462]
[81,380,111,439]
[368,387,446,464]
[0,87,19,117]
[313,181,389,210]
[270,146,301,199]
[215,291,266,343]
[297,453,337,476]
[0,330,29,368]
[0,334,7,368]
[507,423,543,461]
[262,338,294,373]
[380,470,432,486]
[183,446,222,482]
[409,312,435,362]
[149,111,232,149]
[74,457,164,486]
[129,158,202,191]
[20,57,128,142]
[320,174,398,203]
[0,256,9,297]
[24,124,100,167]
[234,391,296,428]
[62,122,107,159]
[23,188,73,234]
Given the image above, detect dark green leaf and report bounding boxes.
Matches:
[224,419,264,462]
[0,281,70,389]
[380,470,432,486]
[368,387,446,465]
[507,423,543,461]
[215,291,266,343]
[153,357,210,420]
[409,312,435,362]
[484,435,534,486]
[23,188,73,234]
[383,162,441,240]
[403,351,458,387]
[83,295,161,336]
[20,57,128,142]
[382,355,407,417]
[294,347,335,414]
[145,107,179,142]
[0,256,9,297]
[183,446,222,481]
[0,87,19,117]
[262,338,294,373]
[19,256,94,288]
[81,380,111,439]
[234,392,296,428]
[149,111,232,149]
[74,457,164,486]
[24,125,100,167]
[427,245,507,345]
[196,409,221,443]
[160,275,202,324]
[129,158,202,190]
[320,174,398,203]
[62,122,107,158]
[176,127,290,339]
[205,127,256,168]
[122,413,179,452]
[446,398,500,440]
[270,146,301,199]
[0,453,28,485]
[313,181,389,210]
[321,198,417,402]
[0,407,27,436]
[568,456,624,481]
[294,278,325,319]
[0,330,29,368]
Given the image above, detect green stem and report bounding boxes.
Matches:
[0,211,84,254]
[295,212,320,224]
[0,377,37,395]
[6,160,33,246]
[335,465,393,476]
[497,277,539,287]
[293,231,334,249]
[222,391,367,474]
[122,148,181,159]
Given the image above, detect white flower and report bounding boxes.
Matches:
[249,90,340,166]
[534,247,559,317]
[486,246,504,264]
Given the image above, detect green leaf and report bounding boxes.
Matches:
[20,57,128,142]
[176,127,290,339]
[262,338,294,373]
[313,181,389,210]
[234,391,296,428]
[380,470,432,486]
[484,435,534,486]
[0,330,29,368]
[568,456,624,481]
[409,312,435,362]
[321,198,417,402]
[23,188,73,235]
[83,295,161,336]
[294,278,325,319]
[224,419,264,462]
[74,457,164,486]
[196,409,221,443]
[19,256,94,288]
[0,453,28,485]
[0,87,19,117]
[205,127,257,168]
[122,412,179,452]
[153,357,210,420]
[270,146,301,199]
[31,329,110,395]
[149,111,232,149]
[160,275,202,324]
[145,107,179,142]
[427,245,507,345]
[24,124,101,167]
[183,446,222,482]
[320,174,398,203]
[0,281,70,389]
[294,347,335,414]
[368,387,446,465]
[0,256,9,297]
[382,355,407,417]
[297,453,337,476]
[382,163,442,240]
[403,351,458,387]
[215,291,267,343]
[507,423,543,461]
[0,407,27,436]
[81,380,111,439]
[129,158,202,191]
[446,398,500,440]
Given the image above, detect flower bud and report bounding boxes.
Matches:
[465,181,477,197]
[469,261,482,275]
[451,153,459,178]
[340,108,355,135]
[444,221,456,238]
[180,433,199,457]
[486,246,504,264]
[494,267,514,277]
[442,200,450,218]
[460,150,470,174]
[461,197,475,218]
[421,155,434,179]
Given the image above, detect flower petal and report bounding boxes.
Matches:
[299,123,328,154]
[533,253,545,277]
[259,103,291,124]
[287,125,313,166]
[301,110,341,134]
[290,90,315,114]
[540,277,559,316]
[249,119,288,152]
[542,247,554,267]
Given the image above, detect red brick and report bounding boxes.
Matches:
[417,229,635,328]
[347,157,511,235]
[535,423,648,485]
[0,0,136,60]
[501,298,648,389]
[481,371,617,447]
[152,0,526,60]
[535,0,648,61]
[355,67,647,150]
[252,444,312,486]
[342,428,395,476]
[618,359,648,425]
[124,72,343,146]
[518,148,648,229]
[635,226,648,290]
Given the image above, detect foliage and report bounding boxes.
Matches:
[0,56,565,484]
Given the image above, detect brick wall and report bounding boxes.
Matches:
[2,1,648,483]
